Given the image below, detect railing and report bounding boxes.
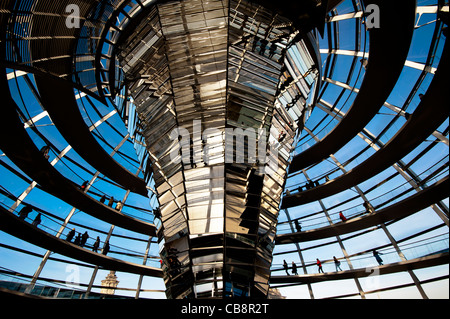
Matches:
[271,233,449,275]
[0,270,145,299]
[0,199,161,268]
[277,166,448,235]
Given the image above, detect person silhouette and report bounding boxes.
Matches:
[92,236,100,252]
[32,213,41,227]
[66,228,76,242]
[333,256,342,272]
[283,260,290,276]
[373,250,384,265]
[292,262,298,275]
[317,258,324,273]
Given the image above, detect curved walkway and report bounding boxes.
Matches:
[6,0,148,196]
[282,39,450,208]
[0,70,157,236]
[34,75,149,197]
[270,252,449,284]
[288,0,417,173]
[0,206,163,278]
[277,176,449,244]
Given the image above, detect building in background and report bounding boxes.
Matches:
[101,271,119,295]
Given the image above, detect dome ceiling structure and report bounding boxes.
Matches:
[0,0,448,300]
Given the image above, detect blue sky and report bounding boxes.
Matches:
[0,0,448,299]
[273,0,449,299]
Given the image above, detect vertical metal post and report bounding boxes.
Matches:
[301,163,366,299]
[25,206,78,294]
[380,224,429,299]
[284,208,315,299]
[85,188,131,298]
[316,101,449,226]
[21,114,127,295]
[85,224,116,298]
[25,171,100,294]
[85,266,100,297]
[135,236,153,299]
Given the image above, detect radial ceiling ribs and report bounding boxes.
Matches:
[251,0,330,36]
[277,176,449,244]
[10,0,148,196]
[288,0,416,174]
[0,71,157,237]
[281,39,450,209]
[34,75,149,197]
[270,252,449,284]
[327,0,346,12]
[0,206,163,278]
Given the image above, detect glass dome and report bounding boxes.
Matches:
[0,0,448,300]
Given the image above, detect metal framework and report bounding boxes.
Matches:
[0,0,448,300]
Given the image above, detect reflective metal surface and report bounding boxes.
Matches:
[116,0,319,298]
